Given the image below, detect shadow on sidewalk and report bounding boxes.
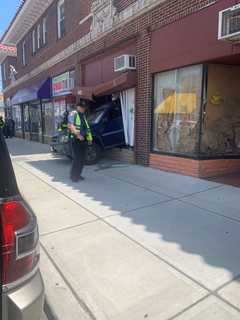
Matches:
[23,152,240,291]
[7,138,50,156]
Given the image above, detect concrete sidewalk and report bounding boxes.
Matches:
[7,138,240,320]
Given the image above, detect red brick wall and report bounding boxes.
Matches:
[151,0,237,73]
[150,154,200,177]
[15,0,91,79]
[83,41,136,86]
[5,0,219,168]
[199,159,240,177]
[135,28,152,165]
[150,154,240,177]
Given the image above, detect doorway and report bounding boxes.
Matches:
[120,88,135,147]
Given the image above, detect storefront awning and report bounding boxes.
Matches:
[11,78,51,105]
[76,71,136,99]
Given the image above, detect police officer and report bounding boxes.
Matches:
[69,101,93,182]
[0,116,5,134]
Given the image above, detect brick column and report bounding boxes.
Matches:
[135,29,152,166]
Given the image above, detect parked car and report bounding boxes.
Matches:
[0,131,44,320]
[50,101,126,164]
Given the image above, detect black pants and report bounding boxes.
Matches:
[70,139,87,181]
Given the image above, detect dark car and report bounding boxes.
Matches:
[51,102,125,164]
[0,131,45,320]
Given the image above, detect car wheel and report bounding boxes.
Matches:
[86,143,101,165]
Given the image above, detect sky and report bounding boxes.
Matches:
[0,0,21,38]
[0,0,21,90]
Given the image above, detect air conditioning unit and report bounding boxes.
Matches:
[218,4,240,41]
[114,55,136,72]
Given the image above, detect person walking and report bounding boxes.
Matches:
[69,101,93,182]
[8,118,15,138]
[0,116,5,134]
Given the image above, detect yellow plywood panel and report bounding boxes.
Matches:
[155,93,197,114]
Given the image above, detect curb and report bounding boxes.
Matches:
[44,297,58,320]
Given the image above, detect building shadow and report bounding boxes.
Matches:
[22,153,240,292]
[7,138,50,156]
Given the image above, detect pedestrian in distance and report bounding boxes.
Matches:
[8,118,15,138]
[0,116,5,135]
[68,101,93,182]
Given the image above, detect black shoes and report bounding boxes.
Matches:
[71,176,85,182]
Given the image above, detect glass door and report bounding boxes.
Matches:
[29,103,41,142]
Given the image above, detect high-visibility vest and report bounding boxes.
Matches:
[71,113,93,142]
[58,122,68,132]
[0,120,5,129]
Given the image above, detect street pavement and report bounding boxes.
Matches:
[7,138,240,320]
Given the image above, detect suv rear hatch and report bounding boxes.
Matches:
[0,133,43,320]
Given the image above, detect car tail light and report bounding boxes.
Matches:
[0,200,39,286]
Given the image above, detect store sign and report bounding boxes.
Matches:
[52,71,75,97]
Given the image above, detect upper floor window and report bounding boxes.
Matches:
[57,0,65,39]
[2,63,6,81]
[37,24,41,49]
[22,40,26,66]
[43,17,47,45]
[32,29,36,54]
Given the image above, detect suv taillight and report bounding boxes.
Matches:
[1,200,39,286]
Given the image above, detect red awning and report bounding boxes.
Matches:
[77,71,136,99]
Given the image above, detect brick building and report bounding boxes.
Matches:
[1,0,240,177]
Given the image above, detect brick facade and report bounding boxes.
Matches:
[136,29,152,165]
[15,0,91,80]
[6,0,216,96]
[3,0,240,177]
[150,154,240,178]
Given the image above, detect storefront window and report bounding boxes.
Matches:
[54,99,66,131]
[43,102,55,138]
[29,103,42,141]
[153,65,203,155]
[23,104,30,133]
[201,64,240,157]
[12,105,22,132]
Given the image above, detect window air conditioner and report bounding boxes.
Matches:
[114,55,136,72]
[218,4,240,41]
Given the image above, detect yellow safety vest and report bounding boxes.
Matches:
[71,113,93,142]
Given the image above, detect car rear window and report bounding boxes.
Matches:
[0,132,19,198]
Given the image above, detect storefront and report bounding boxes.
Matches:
[11,78,52,142]
[149,0,240,177]
[78,43,137,162]
[52,70,76,134]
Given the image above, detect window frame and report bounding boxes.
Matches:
[37,24,41,49]
[151,64,205,159]
[57,0,65,39]
[2,63,6,81]
[42,17,47,45]
[32,29,36,54]
[22,40,26,66]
